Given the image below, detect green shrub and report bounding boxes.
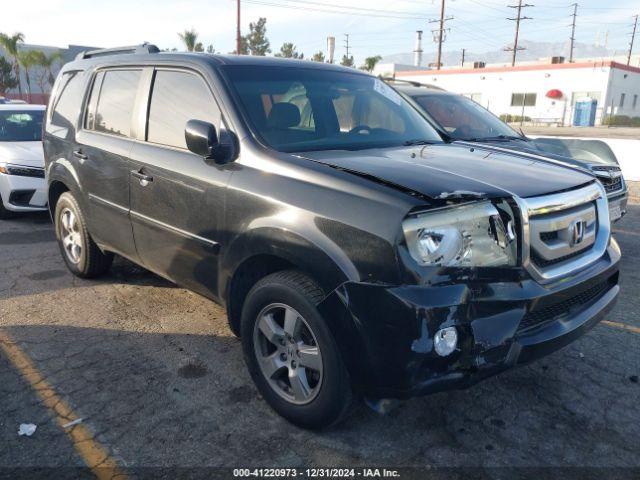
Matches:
[603,115,640,127]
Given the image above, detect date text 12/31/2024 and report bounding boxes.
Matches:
[233,468,401,478]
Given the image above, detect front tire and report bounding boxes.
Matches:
[241,270,354,429]
[0,193,16,220]
[54,192,113,278]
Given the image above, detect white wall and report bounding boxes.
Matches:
[396,64,640,126]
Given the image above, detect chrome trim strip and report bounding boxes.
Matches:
[88,193,129,214]
[515,182,610,284]
[130,210,220,252]
[524,182,601,216]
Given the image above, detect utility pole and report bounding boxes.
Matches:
[429,0,453,70]
[344,33,350,59]
[236,0,241,55]
[461,48,466,67]
[569,3,578,63]
[628,15,638,66]
[505,0,533,67]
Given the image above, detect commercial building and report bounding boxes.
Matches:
[395,59,640,126]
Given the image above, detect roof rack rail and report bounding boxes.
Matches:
[379,76,445,91]
[76,43,160,60]
[379,76,423,87]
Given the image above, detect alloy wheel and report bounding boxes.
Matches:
[253,303,323,405]
[59,207,83,264]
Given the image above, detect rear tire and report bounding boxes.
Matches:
[54,192,113,278]
[241,270,354,429]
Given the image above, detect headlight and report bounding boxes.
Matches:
[402,201,516,267]
[0,163,45,178]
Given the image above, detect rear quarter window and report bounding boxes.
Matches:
[49,71,85,132]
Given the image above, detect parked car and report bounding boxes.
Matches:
[388,80,628,222]
[0,104,47,219]
[44,46,620,429]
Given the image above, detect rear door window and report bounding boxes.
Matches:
[91,69,141,138]
[146,70,220,149]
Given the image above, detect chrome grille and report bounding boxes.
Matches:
[515,182,610,283]
[591,166,624,195]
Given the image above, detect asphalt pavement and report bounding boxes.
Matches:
[1,204,639,478]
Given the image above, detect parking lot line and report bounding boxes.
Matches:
[613,228,640,238]
[0,329,126,480]
[602,320,640,335]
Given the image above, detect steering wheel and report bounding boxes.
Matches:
[349,125,372,135]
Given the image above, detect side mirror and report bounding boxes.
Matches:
[185,119,233,163]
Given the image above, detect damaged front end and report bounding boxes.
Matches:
[317,183,621,399]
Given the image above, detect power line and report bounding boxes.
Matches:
[569,3,577,63]
[505,0,534,67]
[239,0,431,20]
[629,15,638,66]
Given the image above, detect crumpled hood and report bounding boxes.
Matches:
[299,144,594,201]
[0,141,44,168]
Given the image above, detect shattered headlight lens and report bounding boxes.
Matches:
[402,201,516,267]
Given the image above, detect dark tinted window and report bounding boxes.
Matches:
[84,71,104,130]
[414,94,518,140]
[0,110,44,141]
[51,71,85,128]
[93,70,141,137]
[222,66,441,153]
[147,70,220,149]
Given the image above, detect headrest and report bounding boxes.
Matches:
[267,103,301,129]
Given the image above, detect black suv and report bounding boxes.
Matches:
[44,45,620,429]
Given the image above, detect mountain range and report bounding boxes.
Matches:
[381,40,619,67]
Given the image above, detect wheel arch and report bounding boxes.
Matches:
[47,160,83,219]
[221,227,355,337]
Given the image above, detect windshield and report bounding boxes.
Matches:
[222,66,442,153]
[0,110,44,142]
[412,94,521,141]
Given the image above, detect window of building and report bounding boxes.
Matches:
[633,94,638,109]
[90,69,141,137]
[147,70,221,149]
[510,93,537,107]
[619,93,626,108]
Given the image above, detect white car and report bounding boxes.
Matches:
[0,104,47,219]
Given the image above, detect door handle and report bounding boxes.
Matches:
[73,150,88,160]
[131,169,154,186]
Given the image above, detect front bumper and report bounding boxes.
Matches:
[318,240,620,399]
[0,172,47,212]
[607,188,628,222]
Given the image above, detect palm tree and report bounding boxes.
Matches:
[40,50,63,88]
[17,49,40,103]
[178,29,199,52]
[0,32,25,96]
[361,55,382,73]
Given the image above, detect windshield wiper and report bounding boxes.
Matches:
[461,134,523,142]
[403,139,437,146]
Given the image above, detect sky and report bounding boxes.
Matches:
[1,0,638,65]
